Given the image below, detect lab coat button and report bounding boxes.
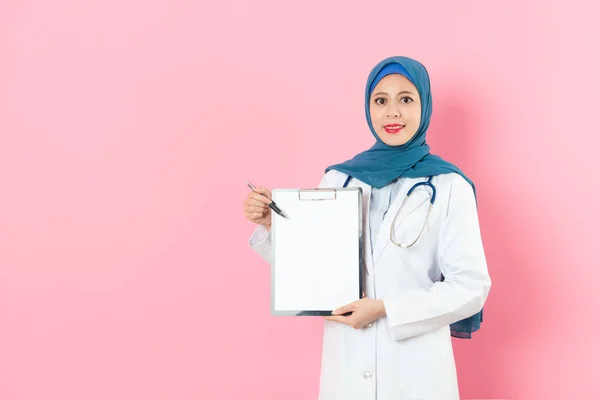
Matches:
[363,371,372,379]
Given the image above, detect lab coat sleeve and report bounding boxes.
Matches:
[248,224,273,264]
[382,175,491,341]
[248,173,331,264]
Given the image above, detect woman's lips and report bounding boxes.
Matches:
[383,124,405,134]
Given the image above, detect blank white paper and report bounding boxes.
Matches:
[271,189,361,313]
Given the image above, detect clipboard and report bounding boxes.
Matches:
[270,187,364,316]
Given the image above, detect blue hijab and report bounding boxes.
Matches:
[326,56,483,338]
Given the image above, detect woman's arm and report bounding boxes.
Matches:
[383,175,492,341]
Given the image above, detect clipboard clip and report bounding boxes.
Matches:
[298,188,337,201]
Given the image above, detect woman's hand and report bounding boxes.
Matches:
[324,297,386,329]
[243,187,273,229]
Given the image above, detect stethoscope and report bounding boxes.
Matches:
[343,175,436,248]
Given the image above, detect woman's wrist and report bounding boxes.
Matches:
[376,300,387,318]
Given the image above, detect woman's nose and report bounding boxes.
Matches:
[385,101,401,117]
[386,107,400,118]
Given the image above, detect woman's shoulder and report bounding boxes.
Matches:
[405,172,471,191]
[433,172,471,188]
[431,173,477,212]
[320,169,349,187]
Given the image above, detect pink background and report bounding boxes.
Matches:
[1,1,599,399]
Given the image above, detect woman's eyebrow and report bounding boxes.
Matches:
[372,90,415,96]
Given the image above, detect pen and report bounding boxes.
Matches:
[245,180,288,219]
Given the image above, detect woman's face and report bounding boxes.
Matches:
[369,73,422,146]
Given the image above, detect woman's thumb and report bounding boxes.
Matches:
[332,304,351,315]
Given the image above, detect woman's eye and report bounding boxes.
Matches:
[374,98,386,105]
[400,97,413,104]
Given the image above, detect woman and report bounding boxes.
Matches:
[243,56,491,400]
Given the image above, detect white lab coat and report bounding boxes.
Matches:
[248,170,491,400]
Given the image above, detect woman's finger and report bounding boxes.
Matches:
[251,192,272,205]
[247,197,266,207]
[247,205,267,214]
[332,301,357,315]
[248,212,264,220]
[254,187,272,198]
[324,315,350,324]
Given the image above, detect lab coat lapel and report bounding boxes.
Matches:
[355,180,374,276]
[339,177,374,277]
[371,178,431,266]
